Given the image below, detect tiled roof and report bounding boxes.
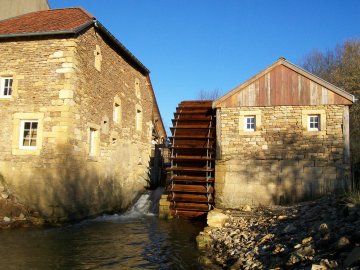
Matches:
[0,8,94,35]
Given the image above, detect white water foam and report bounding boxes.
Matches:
[94,187,164,221]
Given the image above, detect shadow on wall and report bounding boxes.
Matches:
[146,144,167,190]
[220,128,350,206]
[262,129,350,204]
[18,144,146,223]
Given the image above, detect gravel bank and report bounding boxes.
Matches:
[197,196,360,269]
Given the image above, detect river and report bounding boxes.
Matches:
[0,189,218,270]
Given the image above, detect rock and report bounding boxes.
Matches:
[18,213,25,220]
[242,205,252,212]
[272,244,286,255]
[320,258,338,269]
[302,236,313,245]
[311,264,324,270]
[196,233,212,248]
[297,245,315,257]
[198,256,213,266]
[207,209,229,228]
[277,215,288,220]
[3,216,10,222]
[337,236,350,250]
[197,196,360,269]
[1,192,8,199]
[319,223,329,234]
[287,253,302,266]
[344,247,360,267]
[283,224,297,234]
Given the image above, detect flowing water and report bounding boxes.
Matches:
[0,188,216,270]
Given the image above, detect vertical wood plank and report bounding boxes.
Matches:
[255,80,260,106]
[328,91,335,104]
[259,75,265,106]
[310,81,316,105]
[266,73,271,106]
[303,77,310,105]
[275,66,282,105]
[292,70,298,105]
[321,87,328,104]
[271,67,277,105]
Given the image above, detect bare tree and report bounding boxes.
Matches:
[197,88,222,100]
[300,39,360,186]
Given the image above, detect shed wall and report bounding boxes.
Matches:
[215,105,351,207]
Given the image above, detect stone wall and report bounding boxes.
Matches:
[215,105,351,208]
[0,28,155,221]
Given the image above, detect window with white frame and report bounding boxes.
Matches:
[308,115,320,131]
[0,77,13,98]
[244,116,256,131]
[19,120,38,149]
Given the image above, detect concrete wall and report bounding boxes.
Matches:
[215,105,351,208]
[0,0,49,20]
[0,28,155,221]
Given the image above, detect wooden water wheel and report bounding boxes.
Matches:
[167,100,216,218]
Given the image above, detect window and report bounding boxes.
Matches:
[0,77,13,98]
[113,103,121,123]
[239,110,261,135]
[136,109,142,131]
[101,116,109,134]
[87,123,100,158]
[308,115,320,131]
[19,120,38,149]
[89,128,97,156]
[302,110,326,135]
[244,116,256,131]
[94,45,102,71]
[12,113,43,155]
[135,78,141,98]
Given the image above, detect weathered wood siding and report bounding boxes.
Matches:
[218,65,352,107]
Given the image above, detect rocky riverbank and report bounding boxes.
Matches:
[0,184,44,229]
[197,195,360,269]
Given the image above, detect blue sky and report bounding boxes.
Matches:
[49,0,360,133]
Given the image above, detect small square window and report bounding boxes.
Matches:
[308,115,320,131]
[244,116,256,131]
[0,77,13,98]
[19,120,38,149]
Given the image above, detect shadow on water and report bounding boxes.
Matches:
[0,189,217,270]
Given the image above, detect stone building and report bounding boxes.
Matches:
[0,0,49,20]
[213,58,355,208]
[0,8,165,221]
